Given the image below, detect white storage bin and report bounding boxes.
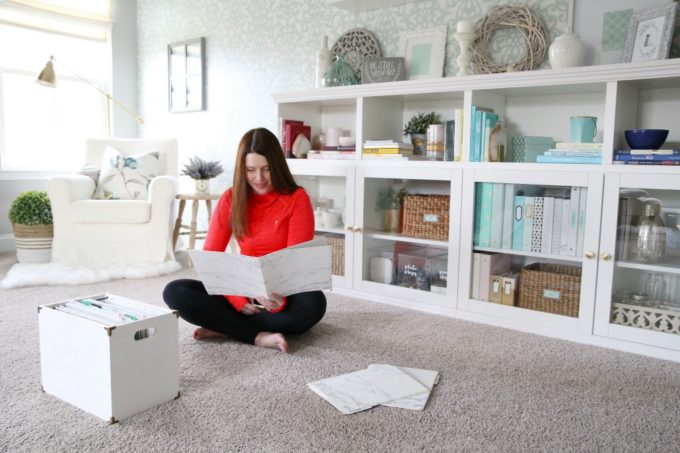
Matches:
[38,293,180,423]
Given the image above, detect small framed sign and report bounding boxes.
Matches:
[361,57,406,84]
[622,3,677,63]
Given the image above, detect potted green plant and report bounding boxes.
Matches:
[8,190,53,263]
[403,111,441,155]
[376,186,406,233]
[181,156,224,194]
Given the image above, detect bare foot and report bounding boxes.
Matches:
[254,332,289,352]
[193,327,226,340]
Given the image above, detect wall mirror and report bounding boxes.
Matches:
[168,37,205,112]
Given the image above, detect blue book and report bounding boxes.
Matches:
[489,183,505,248]
[536,155,602,164]
[473,181,483,246]
[469,105,478,161]
[615,149,680,155]
[512,195,525,251]
[474,109,484,162]
[477,182,494,247]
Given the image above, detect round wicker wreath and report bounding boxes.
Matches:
[470,5,548,74]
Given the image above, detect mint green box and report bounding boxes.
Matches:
[511,136,554,163]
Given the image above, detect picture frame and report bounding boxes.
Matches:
[400,27,447,80]
[168,37,205,112]
[622,3,677,63]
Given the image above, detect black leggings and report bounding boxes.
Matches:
[163,279,327,344]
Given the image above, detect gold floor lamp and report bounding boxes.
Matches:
[36,55,144,136]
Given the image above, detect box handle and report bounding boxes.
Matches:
[134,327,156,341]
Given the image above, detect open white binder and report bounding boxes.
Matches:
[188,239,332,298]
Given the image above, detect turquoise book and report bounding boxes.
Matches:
[473,182,483,246]
[477,182,494,247]
[512,195,525,251]
[473,109,484,162]
[502,184,515,249]
[522,196,535,252]
[469,105,478,161]
[489,183,505,248]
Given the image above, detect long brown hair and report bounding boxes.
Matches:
[231,127,299,239]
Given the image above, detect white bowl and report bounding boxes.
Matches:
[338,136,355,147]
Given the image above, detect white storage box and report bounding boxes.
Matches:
[38,293,180,423]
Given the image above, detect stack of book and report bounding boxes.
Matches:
[362,140,424,161]
[613,149,680,165]
[536,142,602,164]
[307,143,356,160]
[279,118,311,157]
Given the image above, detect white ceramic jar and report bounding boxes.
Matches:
[549,33,585,69]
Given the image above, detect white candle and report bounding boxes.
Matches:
[457,20,473,33]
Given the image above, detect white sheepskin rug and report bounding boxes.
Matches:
[0,260,182,289]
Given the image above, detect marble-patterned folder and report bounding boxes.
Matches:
[307,364,435,415]
[369,364,439,410]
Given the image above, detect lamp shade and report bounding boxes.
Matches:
[36,59,56,86]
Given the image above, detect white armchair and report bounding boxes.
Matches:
[47,138,178,265]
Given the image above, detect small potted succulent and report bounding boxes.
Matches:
[181,156,224,194]
[376,186,406,233]
[403,111,441,155]
[8,190,53,263]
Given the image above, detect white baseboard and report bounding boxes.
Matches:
[0,234,15,253]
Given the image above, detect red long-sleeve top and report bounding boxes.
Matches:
[203,187,315,312]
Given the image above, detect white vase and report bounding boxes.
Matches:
[315,35,332,88]
[195,179,210,194]
[549,33,585,69]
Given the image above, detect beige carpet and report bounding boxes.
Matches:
[1,251,680,452]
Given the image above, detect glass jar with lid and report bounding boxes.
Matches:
[634,197,667,262]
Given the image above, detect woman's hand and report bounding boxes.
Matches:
[255,293,284,311]
[240,302,263,315]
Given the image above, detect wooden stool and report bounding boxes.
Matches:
[173,193,221,250]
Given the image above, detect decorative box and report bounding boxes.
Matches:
[38,293,180,423]
[511,136,554,163]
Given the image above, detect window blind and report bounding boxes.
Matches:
[0,0,111,40]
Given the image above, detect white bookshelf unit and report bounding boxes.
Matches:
[274,59,680,362]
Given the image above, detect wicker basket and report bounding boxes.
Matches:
[518,263,581,317]
[401,194,449,240]
[12,223,53,263]
[315,234,345,276]
[12,223,53,239]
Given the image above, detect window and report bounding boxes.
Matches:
[0,1,111,172]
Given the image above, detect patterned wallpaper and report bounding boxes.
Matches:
[136,0,679,191]
[137,0,570,189]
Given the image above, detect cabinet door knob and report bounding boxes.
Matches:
[584,251,595,259]
[351,226,362,233]
[601,252,611,261]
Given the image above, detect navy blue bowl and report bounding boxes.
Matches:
[624,129,669,150]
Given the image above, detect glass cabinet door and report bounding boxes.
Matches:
[595,172,680,349]
[356,165,461,307]
[459,169,603,334]
[289,161,354,289]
